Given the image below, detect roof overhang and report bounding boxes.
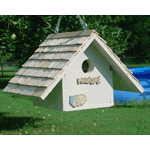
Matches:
[41,34,144,100]
[92,36,144,93]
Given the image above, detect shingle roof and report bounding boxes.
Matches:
[3,29,139,98]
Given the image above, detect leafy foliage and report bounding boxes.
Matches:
[0,15,150,65]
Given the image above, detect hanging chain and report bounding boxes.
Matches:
[77,15,87,31]
[55,15,62,34]
[54,15,87,34]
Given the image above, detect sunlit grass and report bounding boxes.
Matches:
[0,68,150,135]
[125,63,150,68]
[1,87,150,135]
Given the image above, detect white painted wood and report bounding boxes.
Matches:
[62,45,113,111]
[63,103,114,111]
[93,35,144,93]
[33,80,63,110]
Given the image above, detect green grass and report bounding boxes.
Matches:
[121,56,150,68]
[1,67,150,135]
[126,63,150,68]
[1,72,150,135]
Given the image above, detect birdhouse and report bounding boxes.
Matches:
[3,30,144,111]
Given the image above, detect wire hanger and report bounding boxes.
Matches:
[54,15,87,34]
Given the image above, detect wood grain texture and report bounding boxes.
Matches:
[15,85,36,95]
[35,47,45,52]
[39,45,80,53]
[16,68,27,75]
[32,87,46,97]
[3,83,19,93]
[38,78,53,87]
[39,37,88,47]
[9,74,54,87]
[29,53,41,59]
[30,52,75,60]
[9,75,23,84]
[22,68,35,76]
[46,30,97,39]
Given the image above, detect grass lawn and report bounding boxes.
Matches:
[125,63,150,68]
[0,67,150,135]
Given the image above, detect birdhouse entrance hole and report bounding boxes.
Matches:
[82,59,94,73]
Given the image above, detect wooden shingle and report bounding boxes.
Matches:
[15,85,36,95]
[3,83,19,93]
[32,87,46,97]
[46,30,98,39]
[39,36,88,47]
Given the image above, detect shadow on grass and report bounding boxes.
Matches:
[0,78,11,89]
[0,112,42,132]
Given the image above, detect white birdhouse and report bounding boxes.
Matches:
[3,30,144,111]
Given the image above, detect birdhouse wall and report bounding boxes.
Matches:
[33,79,63,111]
[62,43,114,111]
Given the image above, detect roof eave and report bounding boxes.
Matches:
[93,35,144,93]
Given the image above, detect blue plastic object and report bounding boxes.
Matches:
[114,67,150,103]
[70,96,74,104]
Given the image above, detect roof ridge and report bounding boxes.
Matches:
[46,29,96,39]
